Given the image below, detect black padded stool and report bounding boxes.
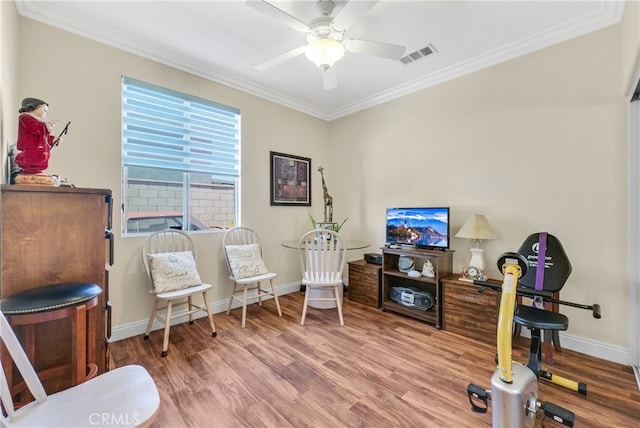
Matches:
[513,292,563,364]
[1,282,102,402]
[514,304,568,374]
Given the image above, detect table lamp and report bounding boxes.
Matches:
[455,214,498,272]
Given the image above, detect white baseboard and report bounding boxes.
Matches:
[110,281,631,367]
[109,281,301,342]
[517,328,629,366]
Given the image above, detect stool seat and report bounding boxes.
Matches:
[1,282,103,404]
[514,304,568,331]
[1,283,102,314]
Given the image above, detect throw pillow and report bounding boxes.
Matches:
[225,243,269,279]
[148,251,202,293]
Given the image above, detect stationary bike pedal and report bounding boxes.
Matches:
[466,383,489,414]
[541,402,575,427]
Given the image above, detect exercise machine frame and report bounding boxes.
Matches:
[466,252,600,427]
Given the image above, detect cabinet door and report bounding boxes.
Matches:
[1,190,106,293]
[442,279,498,345]
[348,261,380,308]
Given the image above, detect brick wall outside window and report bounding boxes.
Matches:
[127,181,235,228]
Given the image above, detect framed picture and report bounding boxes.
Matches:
[270,151,311,206]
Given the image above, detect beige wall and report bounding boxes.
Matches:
[11,16,329,328]
[330,4,639,349]
[1,0,18,182]
[2,2,638,359]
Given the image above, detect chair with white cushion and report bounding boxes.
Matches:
[0,310,160,427]
[298,229,347,326]
[223,227,282,328]
[142,229,217,357]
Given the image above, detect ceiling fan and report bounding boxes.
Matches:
[247,0,406,90]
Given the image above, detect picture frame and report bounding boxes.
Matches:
[270,151,311,206]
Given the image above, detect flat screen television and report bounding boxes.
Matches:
[386,207,450,250]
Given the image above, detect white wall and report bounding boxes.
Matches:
[3,2,639,363]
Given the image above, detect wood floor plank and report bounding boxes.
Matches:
[111,292,640,427]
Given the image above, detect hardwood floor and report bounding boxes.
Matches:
[110,292,640,428]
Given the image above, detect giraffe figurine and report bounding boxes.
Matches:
[318,166,333,223]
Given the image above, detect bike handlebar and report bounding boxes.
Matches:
[472,279,601,319]
[592,304,602,319]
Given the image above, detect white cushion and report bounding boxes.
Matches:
[225,243,269,279]
[148,251,202,293]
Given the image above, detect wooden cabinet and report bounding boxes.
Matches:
[1,185,113,393]
[441,275,499,345]
[381,247,453,328]
[348,260,381,308]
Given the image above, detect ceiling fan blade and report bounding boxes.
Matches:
[255,45,307,71]
[331,0,379,32]
[322,66,338,90]
[345,38,405,60]
[246,0,310,33]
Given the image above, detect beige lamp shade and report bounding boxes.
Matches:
[455,214,498,272]
[455,214,498,243]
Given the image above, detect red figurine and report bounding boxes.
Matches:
[14,98,56,174]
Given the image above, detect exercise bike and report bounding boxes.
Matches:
[466,252,601,428]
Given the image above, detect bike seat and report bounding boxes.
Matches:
[514,305,568,331]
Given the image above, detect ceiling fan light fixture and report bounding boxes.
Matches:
[304,38,345,69]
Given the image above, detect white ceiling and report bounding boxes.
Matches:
[16,0,624,121]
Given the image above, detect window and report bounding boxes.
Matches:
[121,77,240,234]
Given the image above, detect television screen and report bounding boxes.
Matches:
[386,207,450,249]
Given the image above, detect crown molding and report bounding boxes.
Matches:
[16,0,624,122]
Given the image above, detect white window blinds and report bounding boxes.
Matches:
[122,77,240,177]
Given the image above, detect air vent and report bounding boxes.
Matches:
[400,44,437,65]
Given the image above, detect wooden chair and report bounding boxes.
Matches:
[142,229,217,357]
[0,310,160,427]
[298,229,347,326]
[223,227,282,328]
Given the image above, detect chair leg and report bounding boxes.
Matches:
[241,285,249,328]
[144,299,160,339]
[201,291,217,337]
[187,296,194,325]
[301,286,310,325]
[543,330,554,365]
[270,279,282,317]
[334,284,344,326]
[71,304,88,385]
[1,341,14,403]
[528,328,543,375]
[86,304,97,382]
[161,301,173,357]
[226,285,236,315]
[257,281,263,307]
[513,323,522,338]
[552,330,562,353]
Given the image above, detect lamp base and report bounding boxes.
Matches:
[468,247,486,272]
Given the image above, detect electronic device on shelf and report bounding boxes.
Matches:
[364,253,382,265]
[389,286,434,310]
[385,207,450,251]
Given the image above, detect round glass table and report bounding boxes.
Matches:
[281,238,371,309]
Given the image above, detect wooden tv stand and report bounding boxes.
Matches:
[381,247,453,328]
